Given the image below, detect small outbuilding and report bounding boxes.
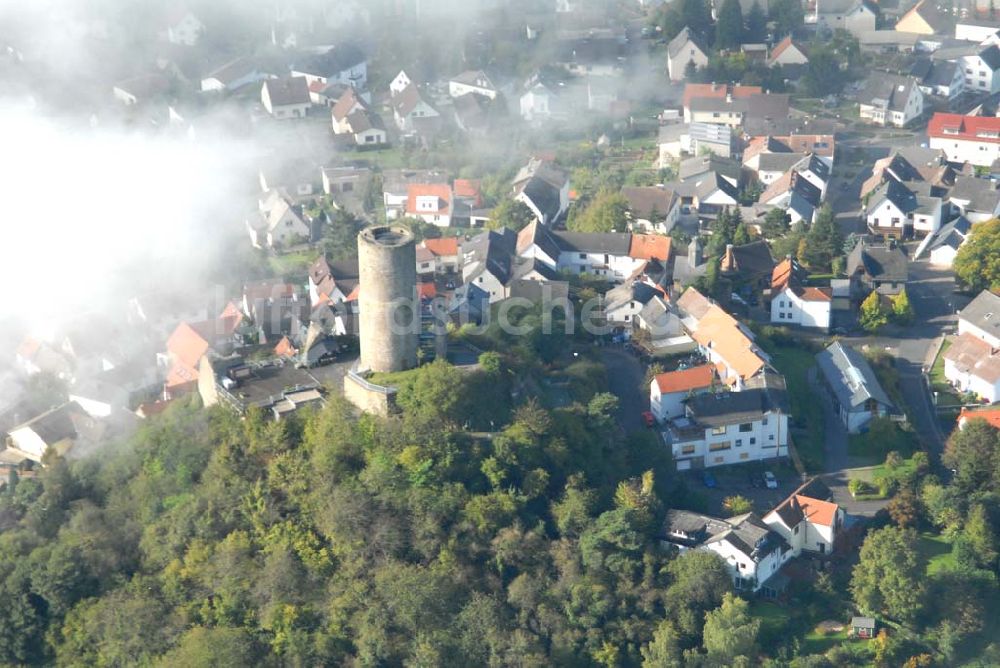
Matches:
[851,616,876,639]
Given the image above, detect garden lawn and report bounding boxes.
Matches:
[766,345,825,471]
[929,339,962,407]
[801,627,850,656]
[269,250,315,279]
[918,532,957,575]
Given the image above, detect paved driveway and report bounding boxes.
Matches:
[600,347,647,433]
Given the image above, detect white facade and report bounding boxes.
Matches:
[667,40,709,82]
[959,53,1000,94]
[261,84,311,119]
[555,250,643,280]
[815,1,876,35]
[703,534,792,592]
[929,242,960,267]
[449,76,497,99]
[929,134,1000,167]
[859,87,923,127]
[520,85,554,121]
[959,312,1000,348]
[770,287,832,330]
[866,195,942,235]
[670,412,789,470]
[389,70,412,96]
[650,383,713,422]
[764,506,843,556]
[956,23,1000,42]
[944,357,1000,402]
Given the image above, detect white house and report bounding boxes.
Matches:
[958,44,1000,94]
[667,27,709,82]
[865,177,943,237]
[667,378,789,470]
[813,0,877,36]
[857,74,924,127]
[449,70,498,99]
[928,113,1000,167]
[768,36,809,68]
[391,83,439,132]
[910,59,965,99]
[247,190,311,249]
[943,290,1000,402]
[5,401,90,462]
[948,175,1000,223]
[769,258,832,330]
[816,341,896,433]
[650,364,716,422]
[166,9,203,46]
[389,70,412,96]
[927,216,971,267]
[621,186,682,234]
[261,77,311,119]
[405,184,453,227]
[763,482,845,556]
[512,158,570,225]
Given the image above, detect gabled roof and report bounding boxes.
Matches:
[758,152,809,173]
[816,341,894,410]
[392,83,434,117]
[331,87,368,122]
[422,237,459,257]
[654,364,716,394]
[450,69,496,90]
[847,241,909,282]
[928,113,1000,144]
[406,183,452,215]
[720,241,775,278]
[621,186,678,221]
[959,406,1000,430]
[896,0,952,33]
[264,76,311,106]
[857,73,920,113]
[166,321,210,369]
[679,154,740,182]
[686,386,788,426]
[683,83,762,109]
[346,108,384,133]
[928,215,971,252]
[551,230,632,255]
[629,234,672,261]
[668,26,708,58]
[959,289,1000,334]
[768,35,808,63]
[517,220,562,260]
[771,257,808,291]
[944,332,1000,383]
[9,401,85,445]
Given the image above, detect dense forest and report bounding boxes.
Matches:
[3,344,1000,666]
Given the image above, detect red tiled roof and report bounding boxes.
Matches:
[927,113,1000,144]
[453,178,482,201]
[629,234,672,261]
[771,258,797,291]
[759,169,794,203]
[418,282,437,299]
[166,322,210,369]
[654,364,715,394]
[274,336,298,358]
[683,83,761,109]
[800,287,833,302]
[406,183,452,215]
[795,495,839,527]
[422,237,459,256]
[959,406,1000,430]
[768,35,805,63]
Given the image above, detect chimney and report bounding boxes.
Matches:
[689,237,702,266]
[785,254,792,260]
[726,243,734,252]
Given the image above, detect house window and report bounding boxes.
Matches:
[579,253,587,260]
[750,437,756,445]
[711,426,726,435]
[714,456,724,463]
[681,445,696,455]
[709,441,731,451]
[739,422,752,432]
[762,417,768,425]
[794,525,800,534]
[739,452,749,459]
[736,439,742,446]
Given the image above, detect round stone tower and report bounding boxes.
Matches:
[358,225,419,373]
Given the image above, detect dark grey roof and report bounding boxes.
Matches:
[758,152,808,172]
[722,240,775,278]
[792,172,822,205]
[685,387,787,427]
[959,290,1000,334]
[980,44,1000,70]
[806,155,831,181]
[264,76,310,106]
[347,108,384,133]
[621,186,677,220]
[293,44,366,78]
[857,73,919,113]
[679,154,741,182]
[668,27,707,58]
[605,281,660,312]
[816,341,894,411]
[873,176,918,214]
[696,172,740,201]
[509,257,559,283]
[928,215,971,251]
[847,241,908,282]
[950,175,1000,213]
[852,617,876,628]
[10,401,83,445]
[704,513,788,562]
[518,221,562,261]
[913,59,960,87]
[551,230,632,255]
[519,177,562,222]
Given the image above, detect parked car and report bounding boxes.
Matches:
[763,471,778,489]
[702,471,717,488]
[641,411,655,428]
[749,472,762,488]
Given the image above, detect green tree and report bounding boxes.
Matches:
[154,627,260,667]
[802,204,842,270]
[745,1,768,42]
[567,191,630,233]
[641,620,684,667]
[850,526,925,623]
[702,592,760,664]
[322,208,364,261]
[722,495,753,515]
[943,418,1000,495]
[760,208,790,238]
[664,550,731,641]
[954,219,1000,292]
[963,503,999,571]
[859,291,889,333]
[802,50,845,97]
[681,0,714,38]
[770,0,804,36]
[489,198,534,231]
[891,289,914,324]
[715,0,744,50]
[733,222,752,246]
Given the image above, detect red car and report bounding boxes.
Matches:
[641,411,656,428]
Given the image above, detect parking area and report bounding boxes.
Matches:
[687,461,802,516]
